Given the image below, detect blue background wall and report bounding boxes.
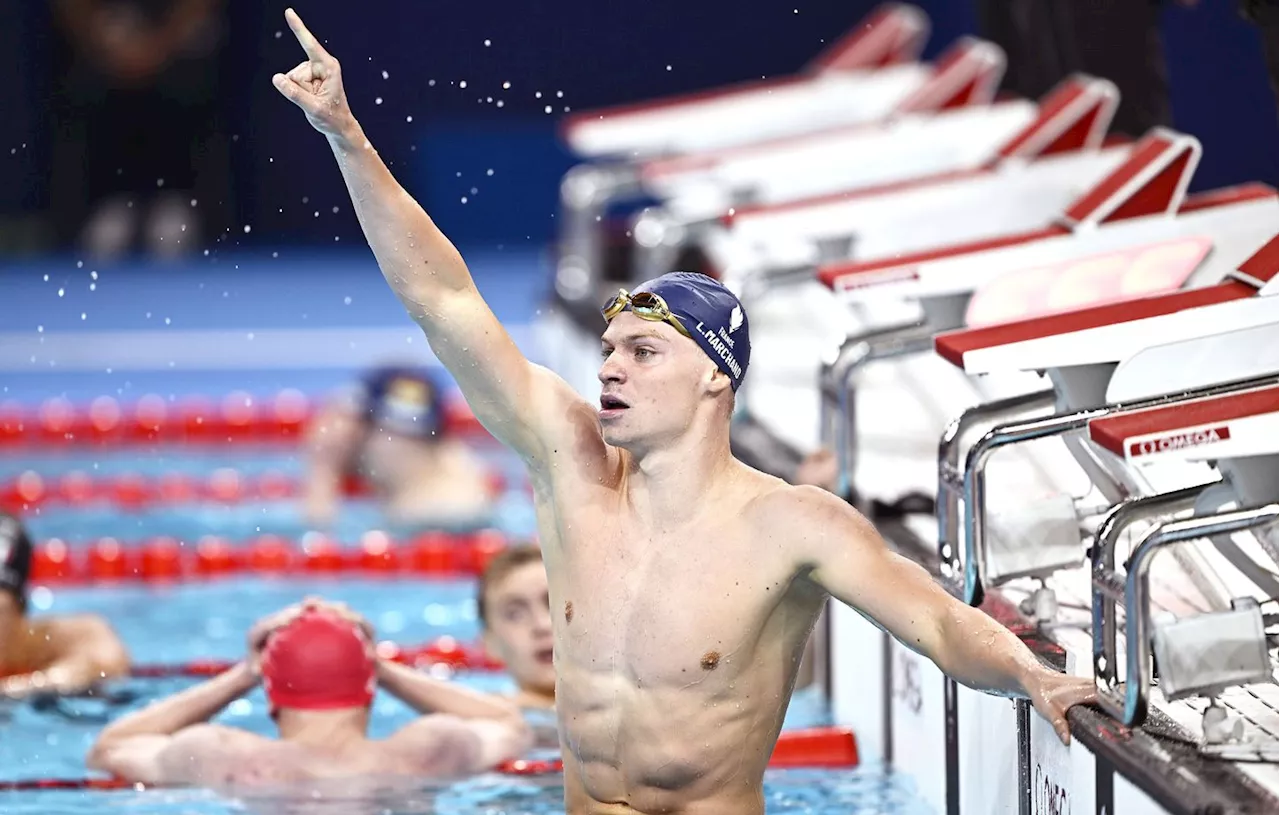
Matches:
[2,0,1275,249]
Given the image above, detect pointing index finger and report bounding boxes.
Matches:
[285,8,329,61]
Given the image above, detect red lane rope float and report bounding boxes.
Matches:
[0,728,859,791]
[0,468,509,515]
[128,637,505,677]
[29,529,514,584]
[0,392,489,449]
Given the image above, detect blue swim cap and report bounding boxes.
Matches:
[633,272,751,391]
[358,367,445,440]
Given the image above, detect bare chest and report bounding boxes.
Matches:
[546,501,801,686]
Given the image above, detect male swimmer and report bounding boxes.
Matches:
[303,365,494,527]
[88,600,531,787]
[273,10,1097,813]
[478,544,556,712]
[0,513,130,699]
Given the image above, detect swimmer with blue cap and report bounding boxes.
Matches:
[0,513,130,699]
[302,365,495,527]
[275,11,1097,813]
[88,598,532,787]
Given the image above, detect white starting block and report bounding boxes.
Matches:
[705,124,1129,280]
[637,72,1109,226]
[560,4,974,161]
[931,236,1278,608]
[822,129,1277,336]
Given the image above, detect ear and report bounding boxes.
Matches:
[705,367,733,397]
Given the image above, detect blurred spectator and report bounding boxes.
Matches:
[303,366,497,529]
[1241,0,1278,93]
[975,0,1172,137]
[48,0,232,259]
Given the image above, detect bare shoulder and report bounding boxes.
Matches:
[742,477,879,553]
[43,613,121,643]
[384,714,483,774]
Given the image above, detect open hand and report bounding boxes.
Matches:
[1026,669,1098,745]
[272,9,356,138]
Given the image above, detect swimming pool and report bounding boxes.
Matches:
[1,430,934,814]
[1,576,931,814]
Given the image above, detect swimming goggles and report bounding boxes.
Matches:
[600,289,691,338]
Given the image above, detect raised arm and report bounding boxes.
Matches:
[271,9,587,465]
[377,658,533,770]
[86,662,257,784]
[778,486,1096,745]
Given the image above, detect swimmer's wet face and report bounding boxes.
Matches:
[598,272,750,449]
[260,609,377,718]
[480,550,555,695]
[598,313,723,448]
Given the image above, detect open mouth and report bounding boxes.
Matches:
[599,395,630,413]
[535,648,555,665]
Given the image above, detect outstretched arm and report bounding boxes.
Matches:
[271,9,587,466]
[781,487,1096,744]
[86,662,257,784]
[1,615,130,699]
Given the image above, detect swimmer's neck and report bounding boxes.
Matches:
[513,687,555,710]
[622,423,737,528]
[275,707,370,749]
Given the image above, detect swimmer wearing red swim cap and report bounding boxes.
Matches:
[0,513,130,699]
[88,599,531,788]
[276,9,1097,813]
[301,365,495,528]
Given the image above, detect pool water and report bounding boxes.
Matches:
[2,436,934,813]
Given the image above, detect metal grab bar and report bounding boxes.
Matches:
[936,390,1059,586]
[1090,485,1216,706]
[818,321,933,497]
[942,373,1278,607]
[1093,504,1280,726]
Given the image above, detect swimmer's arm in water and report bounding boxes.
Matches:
[377,659,533,771]
[272,9,588,466]
[86,662,258,784]
[300,400,363,527]
[1,615,130,699]
[781,486,1097,745]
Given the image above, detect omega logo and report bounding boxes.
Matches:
[894,650,922,715]
[1033,762,1069,815]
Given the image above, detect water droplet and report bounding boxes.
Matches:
[483,39,491,47]
[406,115,413,122]
[461,196,469,204]
[486,168,494,176]
[375,97,383,105]
[80,313,86,320]
[666,64,672,71]
[382,70,390,79]
[344,296,352,305]
[57,288,64,297]
[544,105,552,114]
[535,91,542,99]
[243,225,251,234]
[331,206,339,214]
[459,80,468,89]
[89,283,96,291]
[77,261,83,268]
[156,178,165,187]
[42,274,48,281]
[556,90,564,98]
[164,318,171,325]
[91,271,98,280]
[36,326,42,333]
[502,81,511,90]
[496,100,504,108]
[428,79,436,86]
